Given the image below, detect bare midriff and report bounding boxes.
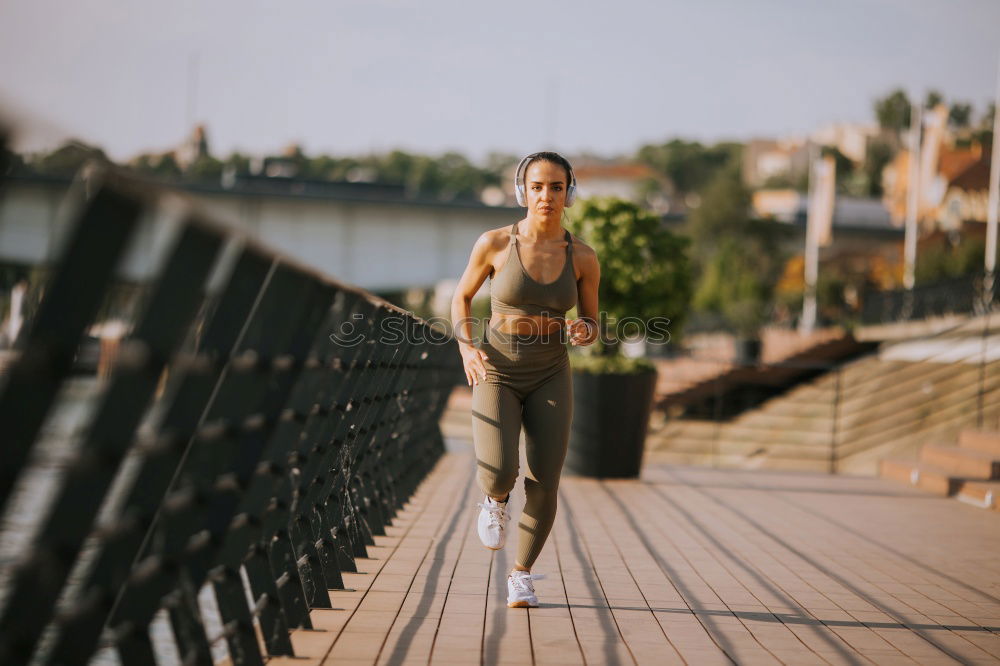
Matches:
[490,313,566,336]
[487,231,575,336]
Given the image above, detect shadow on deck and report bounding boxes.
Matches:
[274,436,1000,665]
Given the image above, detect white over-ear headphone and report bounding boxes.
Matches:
[514,152,577,208]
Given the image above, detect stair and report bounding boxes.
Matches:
[919,443,1000,478]
[648,354,1000,474]
[959,429,1000,456]
[957,480,1000,510]
[648,313,1000,475]
[656,334,875,412]
[880,429,1000,511]
[880,459,963,495]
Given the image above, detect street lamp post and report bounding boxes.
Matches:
[903,101,923,291]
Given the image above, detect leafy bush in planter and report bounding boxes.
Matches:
[564,197,692,356]
[687,165,787,338]
[694,236,773,338]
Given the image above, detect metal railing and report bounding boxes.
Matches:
[0,158,462,664]
[860,272,998,325]
[649,316,1000,475]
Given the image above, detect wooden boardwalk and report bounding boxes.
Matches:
[265,433,1000,665]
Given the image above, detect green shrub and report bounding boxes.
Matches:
[566,197,692,356]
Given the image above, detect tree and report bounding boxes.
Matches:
[432,152,488,200]
[820,146,855,193]
[184,154,224,181]
[2,148,24,176]
[687,164,786,337]
[915,235,986,285]
[694,237,773,337]
[924,90,944,110]
[564,197,692,356]
[378,150,415,186]
[862,139,895,196]
[636,139,740,197]
[874,89,912,134]
[983,103,997,129]
[130,152,181,179]
[974,103,996,149]
[223,152,253,177]
[33,140,109,175]
[949,102,973,128]
[686,162,751,263]
[484,152,518,180]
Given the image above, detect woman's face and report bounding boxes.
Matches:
[524,159,569,220]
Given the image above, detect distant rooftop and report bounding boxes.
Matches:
[753,189,900,234]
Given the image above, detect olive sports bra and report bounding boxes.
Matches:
[490,223,577,318]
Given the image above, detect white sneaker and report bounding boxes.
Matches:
[507,570,545,608]
[476,495,510,550]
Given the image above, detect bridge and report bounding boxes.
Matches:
[0,171,516,293]
[277,440,1000,665]
[1,138,998,665]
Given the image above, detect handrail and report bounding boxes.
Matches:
[0,154,463,665]
[860,272,996,325]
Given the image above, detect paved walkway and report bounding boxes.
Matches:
[269,441,1000,665]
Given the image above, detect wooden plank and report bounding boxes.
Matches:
[648,465,998,663]
[284,452,472,665]
[482,516,533,666]
[595,479,817,664]
[565,480,684,664]
[273,446,1000,666]
[388,450,484,665]
[518,484,582,666]
[548,482,620,664]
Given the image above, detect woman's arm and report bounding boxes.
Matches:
[568,244,600,346]
[451,232,495,385]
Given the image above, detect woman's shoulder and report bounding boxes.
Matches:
[474,225,515,252]
[467,225,514,267]
[568,232,598,260]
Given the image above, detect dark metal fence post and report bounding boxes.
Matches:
[830,365,842,474]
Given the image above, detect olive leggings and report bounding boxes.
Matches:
[471,320,573,569]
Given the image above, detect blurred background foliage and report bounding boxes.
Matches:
[566,197,692,355]
[7,86,996,340]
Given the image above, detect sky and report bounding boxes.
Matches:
[1,0,998,163]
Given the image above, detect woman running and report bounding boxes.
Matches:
[450,151,601,608]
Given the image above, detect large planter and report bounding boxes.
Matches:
[564,366,658,478]
[734,336,762,366]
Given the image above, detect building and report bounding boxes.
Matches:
[744,124,880,190]
[742,138,810,188]
[810,123,880,164]
[882,141,991,231]
[569,160,673,214]
[938,151,992,230]
[0,172,519,295]
[753,189,904,294]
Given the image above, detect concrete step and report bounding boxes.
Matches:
[879,459,964,496]
[753,401,835,420]
[655,420,719,437]
[839,364,987,434]
[918,444,1000,480]
[959,429,1000,456]
[723,424,834,448]
[647,437,722,455]
[956,480,1000,511]
[839,383,1000,451]
[880,458,920,485]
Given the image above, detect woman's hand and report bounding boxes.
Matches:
[460,343,489,386]
[566,318,596,346]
